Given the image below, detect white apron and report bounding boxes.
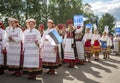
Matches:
[64,38,75,60]
[41,41,57,63]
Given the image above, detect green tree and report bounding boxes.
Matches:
[98,13,116,34]
[0,0,95,28]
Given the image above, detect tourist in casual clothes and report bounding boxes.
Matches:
[5,18,23,77]
[83,27,92,62]
[40,19,60,74]
[91,24,101,61]
[23,18,42,79]
[0,21,7,75]
[63,19,77,68]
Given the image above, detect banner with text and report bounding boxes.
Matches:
[74,15,83,26]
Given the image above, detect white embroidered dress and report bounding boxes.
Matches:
[0,28,7,65]
[6,27,23,66]
[23,28,41,68]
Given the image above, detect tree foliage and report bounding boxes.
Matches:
[98,13,116,34]
[0,0,96,28]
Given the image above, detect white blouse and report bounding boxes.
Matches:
[100,36,112,46]
[91,34,101,45]
[83,32,92,42]
[6,27,23,43]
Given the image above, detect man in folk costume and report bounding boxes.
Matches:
[23,18,42,79]
[63,19,77,68]
[40,19,60,74]
[5,18,23,77]
[38,24,45,37]
[75,25,86,65]
[91,24,101,61]
[83,26,92,62]
[100,26,112,59]
[0,21,7,75]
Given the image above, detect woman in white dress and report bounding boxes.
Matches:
[91,25,101,60]
[83,27,93,62]
[23,18,42,79]
[40,19,60,74]
[0,21,7,75]
[5,18,23,77]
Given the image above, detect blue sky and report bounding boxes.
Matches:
[83,0,120,23]
[83,0,112,3]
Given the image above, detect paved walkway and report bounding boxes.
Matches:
[0,54,120,83]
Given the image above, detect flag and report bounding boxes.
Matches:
[74,15,83,26]
[83,17,88,21]
[114,27,120,34]
[45,29,63,45]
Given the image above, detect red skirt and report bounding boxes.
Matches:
[84,40,92,53]
[93,40,101,52]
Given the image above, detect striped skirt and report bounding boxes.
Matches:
[84,40,92,53]
[23,43,42,75]
[6,42,22,71]
[93,40,101,53]
[41,41,60,69]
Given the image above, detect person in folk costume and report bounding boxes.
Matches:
[100,26,112,59]
[56,24,65,65]
[23,18,42,79]
[38,24,45,37]
[40,19,60,74]
[5,18,15,67]
[63,19,77,68]
[75,25,86,65]
[5,18,23,77]
[83,26,93,62]
[106,34,112,59]
[0,21,7,75]
[21,19,30,32]
[6,18,14,30]
[60,24,67,62]
[91,24,101,61]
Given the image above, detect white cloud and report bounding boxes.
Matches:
[89,0,120,21]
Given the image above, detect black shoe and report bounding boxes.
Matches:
[0,71,4,75]
[103,57,106,59]
[87,61,91,63]
[27,76,36,80]
[46,71,50,74]
[15,73,22,77]
[11,72,16,76]
[67,65,74,68]
[94,59,97,61]
[95,59,99,61]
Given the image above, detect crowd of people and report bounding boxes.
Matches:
[0,17,120,80]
